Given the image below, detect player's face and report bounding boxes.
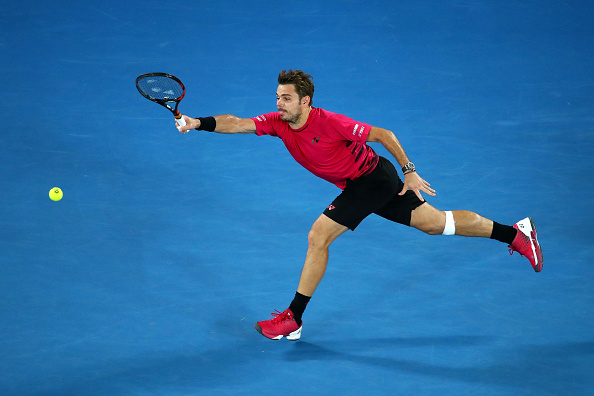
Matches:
[276,84,309,125]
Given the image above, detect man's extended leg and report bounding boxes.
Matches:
[255,214,348,340]
[409,203,542,271]
[409,203,494,237]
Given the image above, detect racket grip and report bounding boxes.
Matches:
[175,114,186,127]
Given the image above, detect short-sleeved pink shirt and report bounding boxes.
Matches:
[252,107,379,189]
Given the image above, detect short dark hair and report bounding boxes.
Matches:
[278,69,314,106]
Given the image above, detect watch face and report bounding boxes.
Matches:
[403,163,415,173]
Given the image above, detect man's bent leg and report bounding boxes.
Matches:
[255,214,348,341]
[297,214,349,297]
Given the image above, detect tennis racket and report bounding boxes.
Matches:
[136,72,186,126]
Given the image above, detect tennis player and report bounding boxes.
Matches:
[176,69,543,341]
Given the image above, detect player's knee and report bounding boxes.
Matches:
[308,221,334,249]
[308,224,326,249]
[424,224,445,236]
[419,211,450,235]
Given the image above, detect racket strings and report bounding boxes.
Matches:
[137,76,184,101]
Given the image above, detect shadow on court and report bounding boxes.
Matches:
[288,338,594,395]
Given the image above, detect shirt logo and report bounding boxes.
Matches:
[326,205,336,211]
[352,124,365,138]
[312,137,320,143]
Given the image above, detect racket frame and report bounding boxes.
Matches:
[136,72,186,126]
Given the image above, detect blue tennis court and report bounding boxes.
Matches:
[1,1,593,395]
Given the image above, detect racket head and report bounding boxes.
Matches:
[136,72,186,119]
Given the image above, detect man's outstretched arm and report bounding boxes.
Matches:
[177,114,257,134]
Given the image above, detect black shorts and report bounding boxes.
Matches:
[323,157,425,230]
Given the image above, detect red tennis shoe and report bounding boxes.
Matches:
[509,217,543,272]
[255,309,302,341]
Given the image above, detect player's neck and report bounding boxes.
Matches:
[289,106,312,130]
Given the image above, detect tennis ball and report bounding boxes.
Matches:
[49,187,63,201]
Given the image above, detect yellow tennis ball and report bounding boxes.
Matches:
[49,187,63,201]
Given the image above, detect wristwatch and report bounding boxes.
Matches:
[402,162,415,174]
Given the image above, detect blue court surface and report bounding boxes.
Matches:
[1,1,593,395]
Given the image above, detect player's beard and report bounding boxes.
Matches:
[280,110,301,125]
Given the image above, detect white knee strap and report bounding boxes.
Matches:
[443,211,456,235]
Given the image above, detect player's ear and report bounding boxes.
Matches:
[302,96,311,106]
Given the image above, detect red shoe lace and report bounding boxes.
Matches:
[509,230,527,257]
[509,245,520,256]
[269,309,293,324]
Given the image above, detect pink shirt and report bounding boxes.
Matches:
[252,107,379,189]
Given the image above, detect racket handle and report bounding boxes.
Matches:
[175,114,186,127]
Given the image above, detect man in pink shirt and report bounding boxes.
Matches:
[177,69,543,341]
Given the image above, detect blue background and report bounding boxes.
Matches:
[1,1,593,395]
